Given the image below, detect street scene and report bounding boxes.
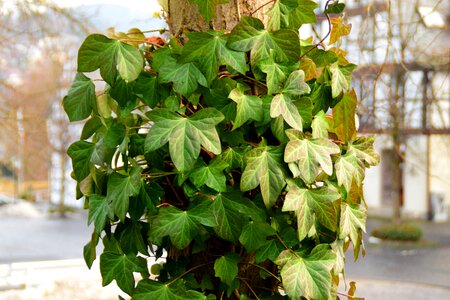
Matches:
[0,0,449,299]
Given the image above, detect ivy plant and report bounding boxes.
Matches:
[64,1,379,299]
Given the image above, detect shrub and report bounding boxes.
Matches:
[371,222,423,241]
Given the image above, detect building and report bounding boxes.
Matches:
[319,0,450,219]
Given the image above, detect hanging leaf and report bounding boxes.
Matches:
[106,167,142,222]
[311,112,331,139]
[158,59,208,97]
[283,183,340,240]
[63,73,96,122]
[189,159,228,192]
[239,221,276,252]
[241,142,286,208]
[99,252,147,295]
[228,16,300,66]
[335,152,365,192]
[67,141,96,181]
[329,17,352,45]
[267,0,298,31]
[282,70,311,96]
[277,244,336,300]
[228,84,264,129]
[347,136,380,166]
[339,203,367,249]
[149,206,210,249]
[78,34,143,83]
[270,93,304,131]
[88,195,113,233]
[134,279,209,300]
[333,89,357,142]
[284,130,341,183]
[214,253,241,285]
[329,63,357,98]
[181,30,247,83]
[287,0,318,30]
[145,108,224,171]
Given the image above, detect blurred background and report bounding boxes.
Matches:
[0,0,449,299]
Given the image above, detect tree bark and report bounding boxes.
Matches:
[167,0,269,36]
[166,1,275,298]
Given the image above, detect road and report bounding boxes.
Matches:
[0,206,450,299]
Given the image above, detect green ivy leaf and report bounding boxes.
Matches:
[83,232,99,269]
[227,16,300,66]
[134,74,161,108]
[67,141,96,181]
[333,89,357,143]
[329,63,356,98]
[99,252,147,295]
[260,53,297,95]
[106,167,142,222]
[339,203,366,251]
[134,279,209,300]
[218,147,247,170]
[214,253,240,285]
[311,112,330,139]
[228,84,263,129]
[270,93,303,131]
[88,195,113,234]
[267,0,298,31]
[287,0,318,30]
[283,184,340,240]
[188,0,230,22]
[119,221,149,256]
[255,239,284,263]
[181,31,247,83]
[78,34,143,83]
[150,206,206,249]
[277,244,336,300]
[282,70,311,96]
[210,192,265,242]
[347,136,380,166]
[158,58,208,97]
[239,221,276,252]
[335,152,365,192]
[145,108,224,171]
[324,2,346,14]
[63,73,96,122]
[189,159,228,192]
[284,131,341,183]
[241,142,286,208]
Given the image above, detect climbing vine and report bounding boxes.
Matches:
[64,1,379,299]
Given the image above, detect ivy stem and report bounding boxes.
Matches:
[165,177,184,206]
[250,0,276,16]
[337,291,358,299]
[276,234,300,258]
[237,277,261,300]
[299,0,335,60]
[166,262,214,286]
[140,28,167,33]
[241,262,281,282]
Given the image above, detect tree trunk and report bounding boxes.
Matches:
[166,1,275,298]
[167,0,268,36]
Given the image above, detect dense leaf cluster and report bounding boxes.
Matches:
[64,1,379,299]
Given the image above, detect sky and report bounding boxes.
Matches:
[52,0,162,16]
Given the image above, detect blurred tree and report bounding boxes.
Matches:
[0,0,90,216]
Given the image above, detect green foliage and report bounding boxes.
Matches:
[65,1,378,299]
[371,222,423,241]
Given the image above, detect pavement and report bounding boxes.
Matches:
[0,202,450,299]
